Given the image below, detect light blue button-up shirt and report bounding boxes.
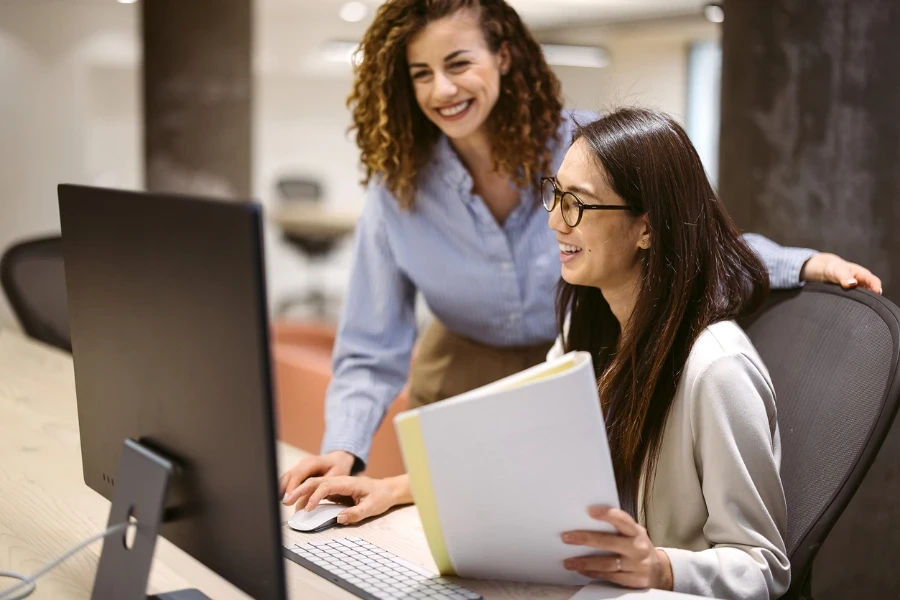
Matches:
[321,110,816,464]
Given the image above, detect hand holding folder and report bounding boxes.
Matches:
[394,351,620,586]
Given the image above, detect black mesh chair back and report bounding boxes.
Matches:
[739,283,900,600]
[0,236,71,351]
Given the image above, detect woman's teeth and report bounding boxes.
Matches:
[438,100,471,116]
[559,243,582,254]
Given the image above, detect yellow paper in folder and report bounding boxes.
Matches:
[393,351,619,586]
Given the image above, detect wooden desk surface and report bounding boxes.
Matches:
[0,330,574,600]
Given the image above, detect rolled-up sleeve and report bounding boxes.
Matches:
[742,233,817,290]
[662,353,791,600]
[320,183,418,466]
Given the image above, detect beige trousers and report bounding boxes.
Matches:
[407,320,553,410]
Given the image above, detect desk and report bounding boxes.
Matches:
[0,330,574,599]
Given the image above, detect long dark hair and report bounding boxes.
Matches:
[556,108,769,519]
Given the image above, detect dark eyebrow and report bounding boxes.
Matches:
[409,49,471,69]
[443,49,470,61]
[555,176,601,202]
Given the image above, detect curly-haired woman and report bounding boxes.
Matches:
[279,0,882,495]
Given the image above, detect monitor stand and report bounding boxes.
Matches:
[91,439,212,600]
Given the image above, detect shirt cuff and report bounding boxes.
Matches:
[659,547,699,596]
[321,424,372,473]
[771,247,817,289]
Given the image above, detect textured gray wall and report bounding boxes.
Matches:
[720,0,900,596]
[142,0,252,198]
[720,0,900,295]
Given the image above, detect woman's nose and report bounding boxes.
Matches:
[433,72,458,99]
[548,201,569,232]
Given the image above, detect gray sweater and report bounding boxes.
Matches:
[549,321,790,599]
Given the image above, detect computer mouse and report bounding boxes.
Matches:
[287,502,346,533]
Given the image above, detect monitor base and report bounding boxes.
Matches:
[91,439,183,600]
[149,590,214,599]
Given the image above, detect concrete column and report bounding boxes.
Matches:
[142,0,252,197]
[719,1,900,597]
[719,0,900,295]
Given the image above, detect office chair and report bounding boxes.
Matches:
[273,177,347,321]
[0,235,71,352]
[739,283,900,600]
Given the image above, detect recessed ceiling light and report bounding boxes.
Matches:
[541,44,609,69]
[339,1,368,23]
[703,3,724,23]
[117,0,138,4]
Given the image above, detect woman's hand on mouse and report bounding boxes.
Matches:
[561,506,674,591]
[280,451,357,507]
[292,475,413,525]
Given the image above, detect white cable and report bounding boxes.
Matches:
[0,521,129,600]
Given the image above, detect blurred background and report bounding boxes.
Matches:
[0,0,725,328]
[1,0,898,596]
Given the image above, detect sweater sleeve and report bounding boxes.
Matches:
[661,353,791,600]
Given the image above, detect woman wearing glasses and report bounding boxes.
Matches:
[289,108,791,598]
[279,0,881,500]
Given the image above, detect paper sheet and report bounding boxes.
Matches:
[417,352,619,585]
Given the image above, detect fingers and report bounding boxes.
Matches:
[829,260,883,294]
[338,498,380,525]
[852,266,883,294]
[280,458,327,504]
[286,473,342,508]
[568,555,653,589]
[833,263,858,289]
[278,473,296,499]
[285,476,321,508]
[305,478,359,511]
[588,506,642,537]
[562,531,634,556]
[565,555,621,574]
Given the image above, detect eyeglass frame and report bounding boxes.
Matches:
[540,176,632,227]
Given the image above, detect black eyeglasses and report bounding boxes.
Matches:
[540,177,631,227]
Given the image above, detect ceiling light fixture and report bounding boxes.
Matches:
[703,3,724,23]
[541,44,609,69]
[117,0,138,4]
[339,1,368,23]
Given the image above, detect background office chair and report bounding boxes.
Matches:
[274,176,348,321]
[0,235,71,352]
[739,283,900,600]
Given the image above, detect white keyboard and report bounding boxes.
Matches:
[283,537,482,600]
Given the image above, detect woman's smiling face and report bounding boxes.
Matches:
[406,9,510,144]
[549,139,648,291]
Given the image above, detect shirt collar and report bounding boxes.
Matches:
[431,134,541,215]
[433,135,475,203]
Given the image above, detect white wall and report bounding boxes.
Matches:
[545,17,719,121]
[0,1,141,329]
[0,2,717,329]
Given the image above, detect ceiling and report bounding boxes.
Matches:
[14,0,710,27]
[17,0,712,30]
[259,0,710,29]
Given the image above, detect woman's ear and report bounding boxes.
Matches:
[498,41,511,75]
[637,215,651,249]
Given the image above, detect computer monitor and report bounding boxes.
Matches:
[58,184,287,600]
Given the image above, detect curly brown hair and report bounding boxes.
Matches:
[347,0,563,208]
